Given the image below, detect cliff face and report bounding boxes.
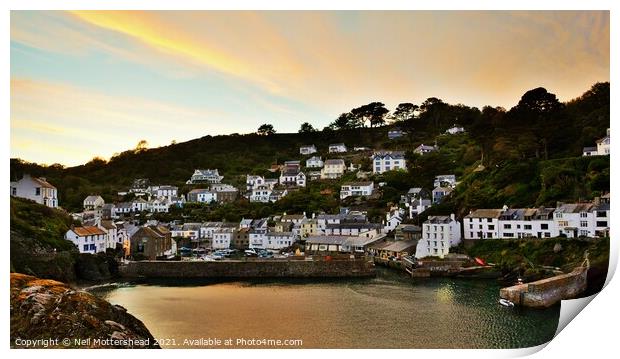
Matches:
[10,273,160,348]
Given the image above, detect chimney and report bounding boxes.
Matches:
[450,213,455,221]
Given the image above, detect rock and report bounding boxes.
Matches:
[10,273,160,348]
[553,243,563,253]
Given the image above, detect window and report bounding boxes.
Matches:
[597,211,607,218]
[11,187,16,196]
[596,221,607,227]
[580,212,588,218]
[83,244,89,252]
[524,225,532,230]
[541,223,549,230]
[504,233,514,237]
[503,224,511,229]
[580,221,588,227]
[469,224,473,229]
[488,225,494,230]
[487,218,492,223]
[35,187,41,196]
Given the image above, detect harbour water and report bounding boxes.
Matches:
[93,268,559,349]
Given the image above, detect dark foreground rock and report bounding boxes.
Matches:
[10,273,160,348]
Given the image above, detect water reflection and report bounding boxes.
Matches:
[94,268,559,349]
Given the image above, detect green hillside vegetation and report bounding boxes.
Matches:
[10,82,610,217]
[10,197,120,283]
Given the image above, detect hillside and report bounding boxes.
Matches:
[10,197,119,282]
[10,82,610,216]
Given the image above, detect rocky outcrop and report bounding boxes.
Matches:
[10,273,160,348]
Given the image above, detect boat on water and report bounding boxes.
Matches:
[499,298,515,307]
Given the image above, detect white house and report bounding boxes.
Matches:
[371,151,407,174]
[212,228,235,249]
[265,232,296,250]
[416,215,462,259]
[321,159,346,179]
[65,226,108,254]
[246,175,266,191]
[269,189,288,202]
[250,185,273,203]
[596,128,610,155]
[148,197,171,213]
[187,169,223,184]
[582,146,598,156]
[554,203,596,238]
[279,164,306,187]
[300,145,317,155]
[463,209,503,240]
[83,195,105,210]
[328,143,347,153]
[498,207,557,239]
[114,202,133,216]
[132,198,148,212]
[383,208,404,233]
[10,174,58,208]
[445,124,465,135]
[340,181,374,200]
[434,175,457,188]
[187,188,217,203]
[306,156,324,168]
[413,144,437,155]
[150,185,178,200]
[99,220,121,249]
[408,199,432,218]
[432,186,453,204]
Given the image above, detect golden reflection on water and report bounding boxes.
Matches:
[101,276,559,349]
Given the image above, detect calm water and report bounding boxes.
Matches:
[94,268,559,349]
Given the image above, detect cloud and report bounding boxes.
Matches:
[10,78,233,166]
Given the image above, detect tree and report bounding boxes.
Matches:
[330,112,358,130]
[257,124,276,136]
[298,122,317,133]
[351,102,389,127]
[135,140,148,152]
[391,103,418,122]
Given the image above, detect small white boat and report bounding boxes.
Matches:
[499,298,515,307]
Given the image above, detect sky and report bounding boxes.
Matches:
[10,10,609,166]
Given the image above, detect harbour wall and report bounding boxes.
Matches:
[499,267,588,308]
[119,257,376,279]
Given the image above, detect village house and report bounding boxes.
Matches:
[408,198,432,217]
[246,175,266,192]
[377,240,418,259]
[582,128,610,156]
[99,220,121,250]
[265,232,296,249]
[383,208,404,232]
[324,222,382,236]
[416,214,462,259]
[413,144,438,155]
[102,203,116,219]
[83,195,105,211]
[187,188,217,203]
[432,186,453,204]
[321,159,346,179]
[394,224,422,241]
[281,213,307,225]
[65,226,108,254]
[10,174,59,208]
[300,144,317,155]
[445,124,465,135]
[328,143,347,153]
[463,209,503,240]
[249,219,269,249]
[498,207,557,239]
[279,163,306,187]
[300,218,319,238]
[148,185,178,200]
[186,169,224,184]
[388,128,405,139]
[269,189,288,202]
[307,171,322,181]
[306,156,324,168]
[212,228,235,249]
[232,227,250,250]
[250,185,273,203]
[371,151,407,174]
[129,178,150,194]
[211,184,239,203]
[340,181,374,200]
[114,202,133,216]
[130,225,172,260]
[305,236,347,253]
[342,234,386,253]
[132,197,148,212]
[434,175,457,188]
